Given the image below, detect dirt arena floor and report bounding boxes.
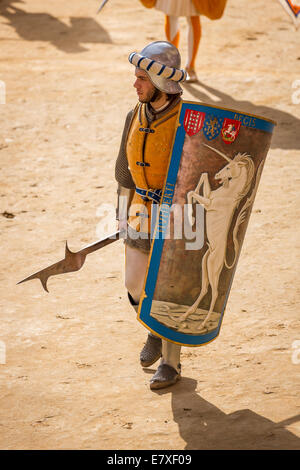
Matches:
[0,0,299,450]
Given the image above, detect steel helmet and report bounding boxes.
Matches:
[128,41,186,94]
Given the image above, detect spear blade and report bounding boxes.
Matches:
[17,230,124,292]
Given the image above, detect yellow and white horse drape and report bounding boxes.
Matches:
[139,0,227,19]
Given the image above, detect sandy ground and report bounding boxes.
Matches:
[0,0,299,450]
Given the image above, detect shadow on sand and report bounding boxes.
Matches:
[153,377,300,450]
[183,81,300,150]
[0,0,112,53]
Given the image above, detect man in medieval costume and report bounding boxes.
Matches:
[139,0,227,82]
[115,41,186,390]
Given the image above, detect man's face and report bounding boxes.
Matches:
[134,69,157,103]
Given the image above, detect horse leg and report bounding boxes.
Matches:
[190,192,211,208]
[187,174,211,226]
[176,248,210,324]
[187,192,210,226]
[198,287,218,331]
[194,172,209,194]
[198,253,222,330]
[186,191,196,226]
[201,173,211,199]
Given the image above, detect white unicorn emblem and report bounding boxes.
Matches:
[176,143,262,331]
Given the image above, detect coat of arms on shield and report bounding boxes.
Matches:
[183,109,205,136]
[203,114,223,140]
[221,118,241,144]
[137,101,276,347]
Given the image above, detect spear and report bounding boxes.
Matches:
[17,230,125,293]
[97,0,110,14]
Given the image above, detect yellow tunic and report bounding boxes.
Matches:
[126,101,180,233]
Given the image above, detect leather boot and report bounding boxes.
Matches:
[150,363,181,390]
[140,333,162,367]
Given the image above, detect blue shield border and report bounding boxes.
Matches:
[137,100,275,347]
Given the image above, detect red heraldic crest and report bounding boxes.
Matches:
[221,118,241,144]
[184,109,205,136]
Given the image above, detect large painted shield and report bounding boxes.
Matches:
[137,100,276,346]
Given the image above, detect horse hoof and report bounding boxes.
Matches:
[161,304,170,312]
[185,309,195,317]
[170,315,179,322]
